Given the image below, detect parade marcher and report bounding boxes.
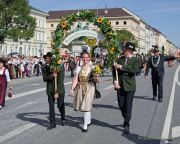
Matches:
[69,51,99,132]
[0,58,11,109]
[144,45,178,102]
[113,42,139,134]
[69,57,76,78]
[42,52,66,130]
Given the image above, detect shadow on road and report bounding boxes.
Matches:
[134,96,154,101]
[121,133,161,144]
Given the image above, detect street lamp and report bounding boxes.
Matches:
[97,0,108,17]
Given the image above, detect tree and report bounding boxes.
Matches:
[0,0,36,43]
[116,29,138,47]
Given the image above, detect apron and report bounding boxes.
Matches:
[0,68,7,105]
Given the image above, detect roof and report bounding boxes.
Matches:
[47,8,132,20]
[30,6,48,15]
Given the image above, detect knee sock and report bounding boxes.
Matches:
[83,112,91,129]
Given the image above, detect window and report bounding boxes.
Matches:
[51,24,54,27]
[51,32,54,38]
[116,21,119,25]
[123,21,127,25]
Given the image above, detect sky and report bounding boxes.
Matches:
[29,0,180,47]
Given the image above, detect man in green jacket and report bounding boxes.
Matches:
[113,42,139,134]
[42,52,65,130]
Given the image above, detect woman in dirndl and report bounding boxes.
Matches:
[0,58,11,109]
[69,51,99,132]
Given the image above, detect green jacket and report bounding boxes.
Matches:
[112,56,139,92]
[42,64,65,96]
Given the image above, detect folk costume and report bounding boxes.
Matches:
[42,52,65,130]
[112,42,139,134]
[144,47,177,102]
[0,59,11,109]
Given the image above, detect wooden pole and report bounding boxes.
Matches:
[114,61,120,89]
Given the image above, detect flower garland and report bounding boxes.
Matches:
[151,56,160,67]
[51,10,121,70]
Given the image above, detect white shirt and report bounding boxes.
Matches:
[0,68,11,82]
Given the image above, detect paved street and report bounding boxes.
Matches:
[0,63,180,144]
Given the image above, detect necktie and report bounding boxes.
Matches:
[125,57,129,66]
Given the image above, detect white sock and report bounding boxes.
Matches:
[83,112,91,129]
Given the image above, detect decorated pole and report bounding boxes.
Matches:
[54,74,59,99]
[114,61,120,89]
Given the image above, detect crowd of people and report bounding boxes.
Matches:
[0,44,179,136]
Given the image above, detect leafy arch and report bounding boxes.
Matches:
[50,10,121,71]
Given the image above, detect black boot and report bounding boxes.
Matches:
[47,124,56,130]
[124,125,130,134]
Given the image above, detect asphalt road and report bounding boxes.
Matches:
[0,62,180,144]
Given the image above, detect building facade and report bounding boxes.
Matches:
[0,6,48,57]
[46,8,177,55]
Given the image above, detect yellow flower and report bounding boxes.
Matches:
[97,17,103,23]
[60,20,67,29]
[92,65,102,75]
[109,47,115,54]
[57,59,61,65]
[107,21,111,26]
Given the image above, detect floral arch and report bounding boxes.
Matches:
[50,10,121,71]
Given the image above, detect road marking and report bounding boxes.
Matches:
[25,83,41,86]
[18,102,38,108]
[161,65,180,140]
[6,88,46,101]
[104,85,113,90]
[177,80,180,87]
[172,126,180,138]
[0,123,36,143]
[6,81,72,101]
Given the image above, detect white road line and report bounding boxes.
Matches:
[6,81,72,101]
[177,80,180,87]
[172,126,180,138]
[0,123,36,143]
[18,102,38,108]
[104,85,113,90]
[161,65,180,140]
[6,88,46,101]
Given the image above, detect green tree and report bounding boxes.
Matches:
[116,29,138,47]
[0,0,36,43]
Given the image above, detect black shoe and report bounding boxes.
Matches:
[124,125,130,134]
[158,98,163,102]
[152,96,156,101]
[47,124,56,130]
[82,128,88,132]
[62,120,66,126]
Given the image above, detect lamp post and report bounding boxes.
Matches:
[97,0,108,17]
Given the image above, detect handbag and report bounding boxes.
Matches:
[94,83,101,99]
[95,89,101,99]
[8,88,12,98]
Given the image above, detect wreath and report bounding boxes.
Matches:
[51,10,121,72]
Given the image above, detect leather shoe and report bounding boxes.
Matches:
[158,98,163,102]
[152,96,156,101]
[82,128,88,132]
[47,124,56,130]
[124,125,130,134]
[62,120,66,126]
